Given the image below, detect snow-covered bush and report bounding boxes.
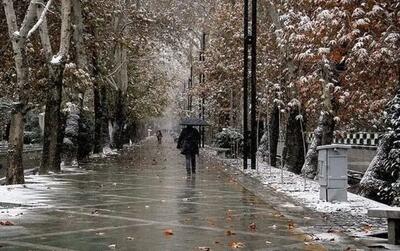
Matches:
[214,128,243,150]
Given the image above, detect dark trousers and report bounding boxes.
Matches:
[185,154,196,174]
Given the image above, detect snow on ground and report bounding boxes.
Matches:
[205,149,390,236]
[0,175,63,207]
[0,175,59,219]
[239,161,391,216]
[0,166,88,220]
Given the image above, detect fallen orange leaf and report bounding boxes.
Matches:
[229,241,245,249]
[164,229,174,236]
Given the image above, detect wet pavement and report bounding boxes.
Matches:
[0,137,369,250]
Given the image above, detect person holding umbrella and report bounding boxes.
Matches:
[177,119,204,176]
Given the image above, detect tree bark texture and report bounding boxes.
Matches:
[114,90,126,149]
[3,0,40,184]
[63,103,79,165]
[111,0,129,150]
[301,60,337,178]
[360,87,400,205]
[359,133,397,204]
[41,66,64,173]
[269,104,280,167]
[284,106,306,174]
[62,0,88,163]
[93,83,102,154]
[38,0,72,173]
[301,111,335,178]
[6,105,25,184]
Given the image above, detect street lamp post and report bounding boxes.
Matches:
[199,33,206,147]
[243,0,257,170]
[250,0,257,170]
[243,0,249,170]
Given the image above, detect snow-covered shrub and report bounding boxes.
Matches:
[214,128,243,152]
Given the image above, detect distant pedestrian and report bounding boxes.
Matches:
[156,130,163,144]
[177,125,200,176]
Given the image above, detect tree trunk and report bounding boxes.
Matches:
[93,83,102,154]
[41,66,64,174]
[284,105,306,174]
[114,90,126,149]
[111,0,129,150]
[301,111,335,178]
[68,0,88,163]
[360,87,400,205]
[93,82,110,154]
[359,132,396,204]
[38,0,72,173]
[301,59,337,178]
[3,0,40,184]
[6,104,25,184]
[63,102,79,165]
[269,104,280,167]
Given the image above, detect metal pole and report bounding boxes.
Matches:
[250,0,257,170]
[199,33,206,148]
[202,97,205,147]
[243,0,249,170]
[189,66,193,111]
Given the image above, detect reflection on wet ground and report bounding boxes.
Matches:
[0,138,364,250]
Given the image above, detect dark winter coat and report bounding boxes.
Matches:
[177,127,200,155]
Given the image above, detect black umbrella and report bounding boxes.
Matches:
[179,117,209,126]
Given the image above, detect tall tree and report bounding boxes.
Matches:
[2,0,50,184]
[37,0,72,173]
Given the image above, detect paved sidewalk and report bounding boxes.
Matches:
[0,137,370,250]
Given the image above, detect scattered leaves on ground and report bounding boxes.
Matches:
[248,222,256,231]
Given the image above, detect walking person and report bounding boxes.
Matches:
[177,125,200,176]
[156,130,163,144]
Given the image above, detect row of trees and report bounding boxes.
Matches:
[0,0,189,185]
[186,0,399,204]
